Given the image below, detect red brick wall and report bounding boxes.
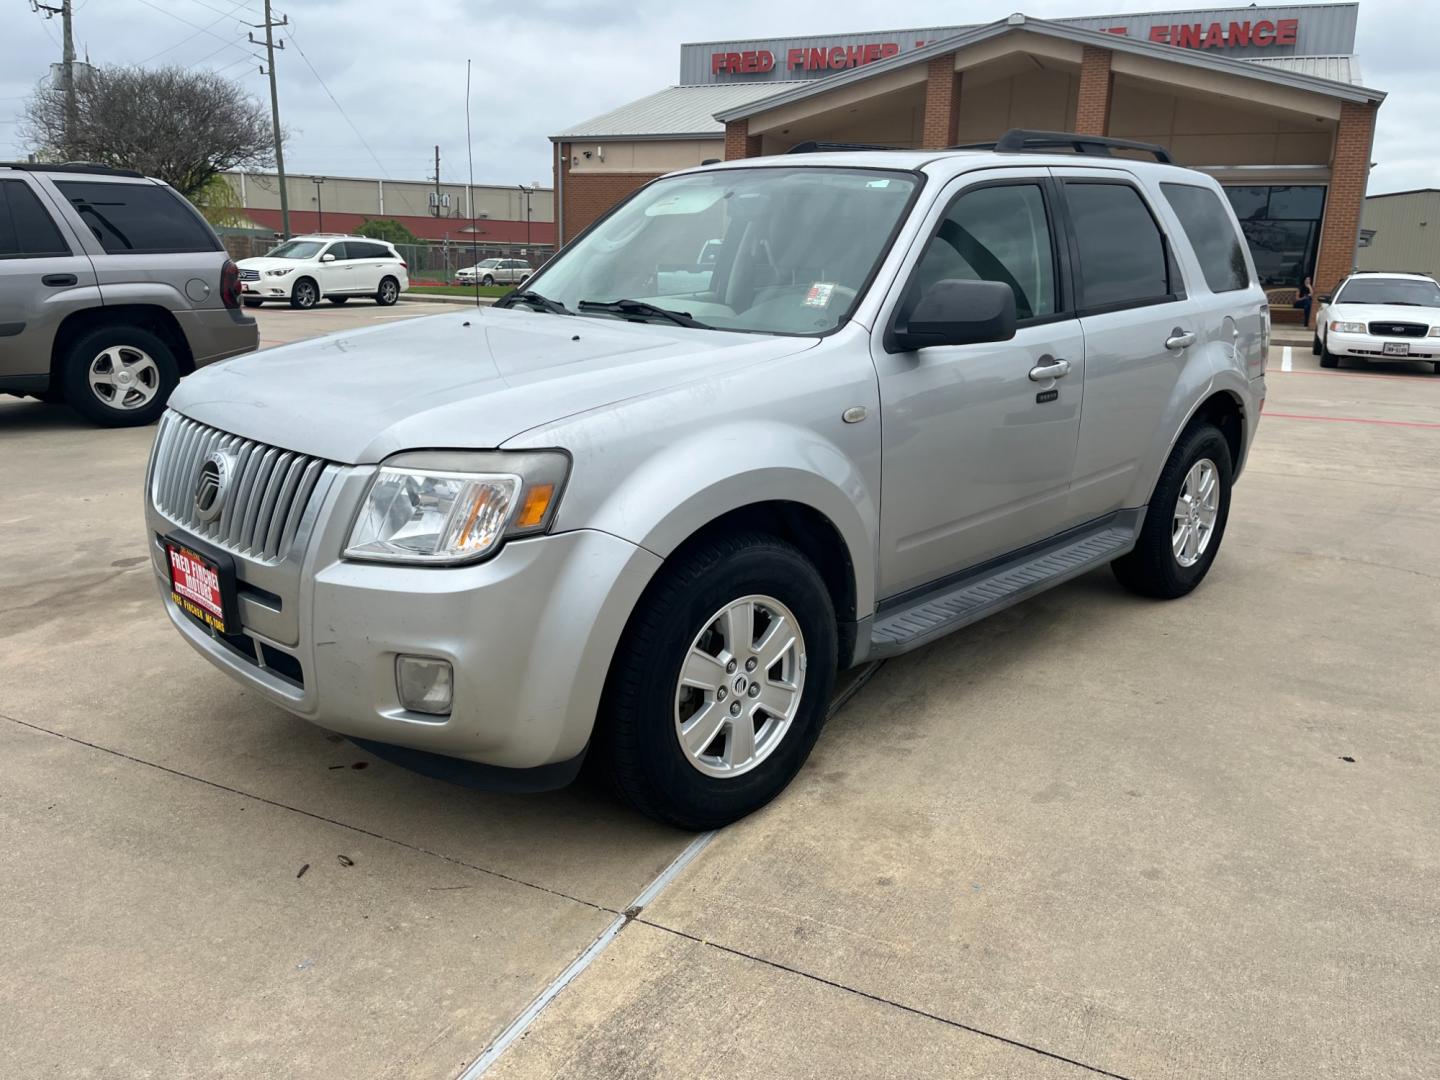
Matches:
[1075,46,1113,136]
[725,120,762,160]
[555,142,659,244]
[921,55,960,149]
[1311,101,1377,320]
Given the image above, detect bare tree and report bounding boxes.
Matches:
[22,65,276,199]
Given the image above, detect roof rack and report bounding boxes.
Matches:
[949,129,1173,164]
[786,140,902,154]
[0,161,147,178]
[1351,269,1436,277]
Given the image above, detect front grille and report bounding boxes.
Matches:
[1367,321,1427,338]
[238,268,260,281]
[151,413,332,563]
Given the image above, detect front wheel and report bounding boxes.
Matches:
[1311,334,1321,356]
[243,298,263,309]
[597,534,838,830]
[1319,339,1339,368]
[375,276,400,306]
[289,278,319,309]
[481,274,494,287]
[1111,423,1233,599]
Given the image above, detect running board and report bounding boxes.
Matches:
[868,511,1142,658]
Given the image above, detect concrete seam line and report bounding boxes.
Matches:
[637,920,1138,1080]
[0,711,609,916]
[458,830,717,1079]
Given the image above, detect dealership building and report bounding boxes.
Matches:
[552,2,1383,306]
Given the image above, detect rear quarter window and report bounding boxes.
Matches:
[0,179,71,258]
[1161,183,1249,293]
[55,180,221,255]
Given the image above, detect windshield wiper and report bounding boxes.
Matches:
[578,298,709,329]
[494,290,574,315]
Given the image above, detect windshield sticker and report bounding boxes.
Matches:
[804,282,836,308]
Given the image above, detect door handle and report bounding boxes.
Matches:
[42,273,78,287]
[1028,357,1071,382]
[1166,329,1197,351]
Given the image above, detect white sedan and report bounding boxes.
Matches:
[1315,272,1440,372]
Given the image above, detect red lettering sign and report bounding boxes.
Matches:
[1148,25,1170,44]
[1228,20,1251,47]
[1276,18,1298,45]
[1252,20,1276,46]
[732,41,901,75]
[1148,18,1296,50]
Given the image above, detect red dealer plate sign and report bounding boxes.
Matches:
[166,540,233,634]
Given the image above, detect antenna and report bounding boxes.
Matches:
[466,59,480,309]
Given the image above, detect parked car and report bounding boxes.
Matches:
[145,130,1266,828]
[237,234,408,309]
[1313,271,1440,372]
[454,258,531,286]
[0,161,256,426]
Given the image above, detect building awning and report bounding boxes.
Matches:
[552,82,810,141]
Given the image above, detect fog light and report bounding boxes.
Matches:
[396,655,453,715]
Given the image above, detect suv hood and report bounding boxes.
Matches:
[237,256,307,272]
[170,308,818,464]
[1328,302,1440,329]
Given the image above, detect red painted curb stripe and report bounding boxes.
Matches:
[1265,411,1440,430]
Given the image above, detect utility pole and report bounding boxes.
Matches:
[250,1,290,238]
[32,0,77,158]
[432,146,441,217]
[517,184,533,253]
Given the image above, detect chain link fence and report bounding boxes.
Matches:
[220,234,555,285]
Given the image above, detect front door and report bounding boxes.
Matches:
[318,241,357,294]
[873,171,1085,598]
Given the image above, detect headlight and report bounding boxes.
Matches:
[1329,320,1365,334]
[266,267,293,277]
[345,450,570,564]
[1429,326,1440,337]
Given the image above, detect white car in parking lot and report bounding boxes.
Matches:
[1315,272,1440,372]
[454,258,532,286]
[238,234,409,309]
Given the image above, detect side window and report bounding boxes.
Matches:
[1161,183,1249,293]
[911,183,1057,320]
[0,180,71,258]
[356,242,387,259]
[1064,182,1174,311]
[53,181,221,255]
[325,242,349,260]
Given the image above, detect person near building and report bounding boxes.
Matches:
[1295,274,1314,325]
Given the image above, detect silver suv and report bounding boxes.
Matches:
[0,162,257,426]
[145,131,1267,828]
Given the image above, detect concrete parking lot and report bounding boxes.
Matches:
[2,305,1437,1079]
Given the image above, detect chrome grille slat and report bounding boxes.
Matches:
[148,413,335,565]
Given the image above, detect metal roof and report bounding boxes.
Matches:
[713,14,1384,123]
[1244,54,1362,84]
[552,83,809,141]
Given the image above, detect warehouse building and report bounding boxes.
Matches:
[1359,190,1440,281]
[552,2,1383,309]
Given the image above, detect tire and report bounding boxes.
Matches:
[1311,334,1321,356]
[61,324,179,427]
[1319,336,1339,368]
[289,278,319,309]
[1111,423,1233,600]
[375,276,400,306]
[596,534,838,830]
[481,274,494,287]
[242,298,263,309]
[327,296,350,305]
[519,275,530,287]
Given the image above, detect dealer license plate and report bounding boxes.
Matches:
[1383,341,1411,356]
[242,284,257,293]
[165,540,235,635]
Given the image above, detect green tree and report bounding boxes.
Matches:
[355,218,421,246]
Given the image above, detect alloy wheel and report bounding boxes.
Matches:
[87,345,160,411]
[1172,457,1219,567]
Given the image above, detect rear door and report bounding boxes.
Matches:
[873,168,1086,596]
[347,241,388,293]
[1051,168,1193,520]
[0,175,98,383]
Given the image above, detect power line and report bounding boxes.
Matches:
[179,0,258,19]
[139,0,251,65]
[130,0,253,58]
[286,28,390,179]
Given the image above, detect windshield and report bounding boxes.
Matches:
[1336,278,1440,307]
[266,240,324,260]
[474,259,500,268]
[526,166,920,334]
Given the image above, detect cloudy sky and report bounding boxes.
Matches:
[2,0,1434,194]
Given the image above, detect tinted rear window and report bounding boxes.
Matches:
[352,241,389,259]
[55,180,221,255]
[1161,183,1249,293]
[1065,181,1173,310]
[0,179,71,258]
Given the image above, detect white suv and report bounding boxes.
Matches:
[454,258,532,286]
[1314,272,1440,372]
[238,234,409,309]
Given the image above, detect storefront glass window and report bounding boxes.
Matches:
[1222,185,1327,289]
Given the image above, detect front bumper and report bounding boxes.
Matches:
[150,523,662,770]
[175,307,259,368]
[1326,330,1439,361]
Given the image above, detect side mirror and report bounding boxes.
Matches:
[321,253,336,263]
[889,278,1017,352]
[1318,293,1331,303]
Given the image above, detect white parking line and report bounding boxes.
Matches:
[458,830,718,1078]
[1282,345,1293,372]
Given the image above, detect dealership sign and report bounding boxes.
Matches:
[706,14,1311,79]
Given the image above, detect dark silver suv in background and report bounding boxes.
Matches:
[0,163,257,426]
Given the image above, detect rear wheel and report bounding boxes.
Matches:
[327,296,350,305]
[597,534,838,830]
[1112,423,1233,600]
[375,276,400,306]
[289,278,319,309]
[61,324,178,427]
